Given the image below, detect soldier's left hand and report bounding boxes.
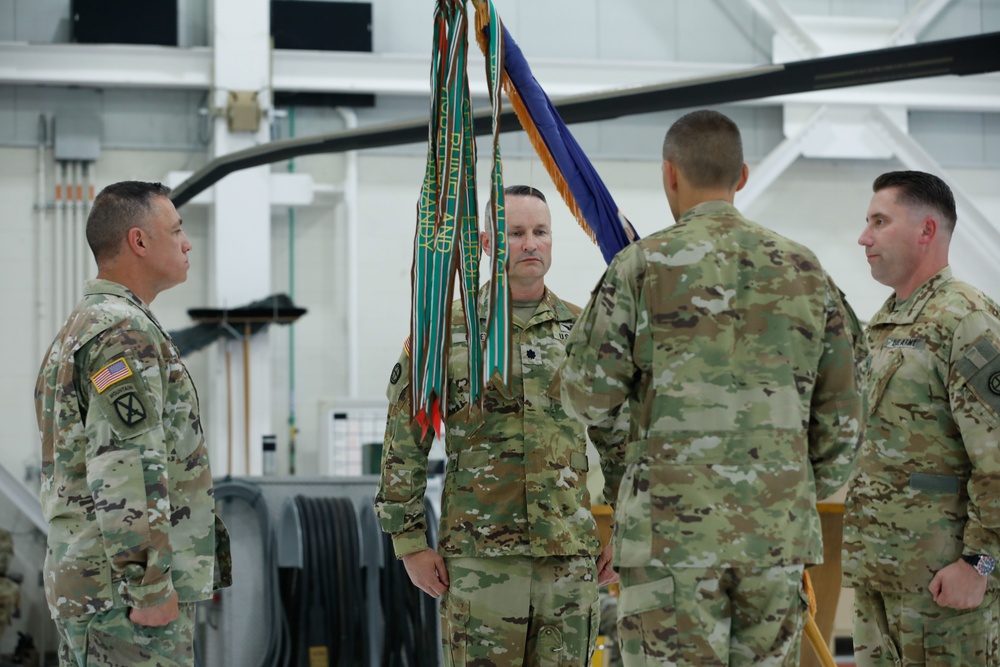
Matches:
[130,590,180,626]
[929,560,988,609]
[596,543,619,586]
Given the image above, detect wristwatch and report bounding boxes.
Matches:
[961,554,996,576]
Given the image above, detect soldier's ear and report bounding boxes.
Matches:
[918,216,938,244]
[126,227,147,256]
[734,163,749,193]
[481,231,492,257]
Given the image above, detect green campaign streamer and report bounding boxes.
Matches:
[411,0,510,435]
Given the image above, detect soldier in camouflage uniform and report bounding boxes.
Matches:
[0,528,19,632]
[35,181,232,667]
[376,185,621,667]
[559,110,865,666]
[843,171,1000,666]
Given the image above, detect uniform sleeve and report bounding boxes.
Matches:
[374,348,436,558]
[560,249,643,506]
[808,276,866,500]
[586,408,630,509]
[79,328,175,609]
[949,312,1000,557]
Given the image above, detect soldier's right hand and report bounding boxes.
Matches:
[129,590,179,626]
[401,548,450,598]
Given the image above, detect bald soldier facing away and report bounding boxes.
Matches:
[35,181,231,667]
[376,185,621,667]
[559,110,865,666]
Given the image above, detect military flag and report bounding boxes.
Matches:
[410,0,639,437]
[472,1,639,263]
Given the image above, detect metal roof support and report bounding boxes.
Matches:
[736,106,827,211]
[742,0,822,59]
[889,0,956,45]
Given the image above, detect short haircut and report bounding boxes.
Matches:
[504,184,547,203]
[873,171,957,233]
[483,185,548,228]
[662,110,744,189]
[86,181,172,264]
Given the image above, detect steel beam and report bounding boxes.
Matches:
[889,0,956,45]
[1,40,997,113]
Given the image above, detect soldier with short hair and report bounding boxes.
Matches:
[559,110,865,666]
[844,170,1000,666]
[35,181,231,667]
[376,185,621,667]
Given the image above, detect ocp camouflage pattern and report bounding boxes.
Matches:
[35,279,231,618]
[440,555,599,667]
[560,200,865,569]
[843,267,1000,591]
[376,288,613,559]
[0,528,18,628]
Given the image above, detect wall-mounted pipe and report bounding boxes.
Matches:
[35,115,48,364]
[69,161,79,308]
[287,106,297,476]
[83,162,95,283]
[54,160,65,325]
[335,106,359,398]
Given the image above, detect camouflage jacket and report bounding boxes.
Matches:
[0,529,16,628]
[843,267,1000,591]
[375,288,605,559]
[35,279,231,618]
[560,201,865,569]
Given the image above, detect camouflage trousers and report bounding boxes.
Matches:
[54,603,196,667]
[853,588,1000,666]
[617,564,806,667]
[440,555,600,667]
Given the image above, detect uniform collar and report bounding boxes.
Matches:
[677,200,739,226]
[871,266,953,326]
[477,285,575,328]
[83,278,165,330]
[537,287,576,325]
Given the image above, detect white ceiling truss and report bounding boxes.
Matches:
[734,0,1000,292]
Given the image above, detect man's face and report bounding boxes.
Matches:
[859,187,925,291]
[505,195,553,283]
[144,196,192,291]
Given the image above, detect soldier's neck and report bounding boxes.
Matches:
[510,279,545,302]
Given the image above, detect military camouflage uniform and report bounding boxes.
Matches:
[0,528,19,631]
[376,289,611,667]
[35,279,232,667]
[843,267,1000,666]
[560,201,865,666]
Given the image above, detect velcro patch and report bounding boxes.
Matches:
[112,392,147,427]
[90,357,133,394]
[885,338,926,350]
[957,336,1000,420]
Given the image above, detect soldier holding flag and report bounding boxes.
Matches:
[376,185,620,667]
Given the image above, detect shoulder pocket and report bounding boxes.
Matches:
[89,355,159,441]
[955,336,1000,426]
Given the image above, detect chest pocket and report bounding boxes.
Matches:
[867,348,903,416]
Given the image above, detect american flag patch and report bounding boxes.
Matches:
[90,358,133,394]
